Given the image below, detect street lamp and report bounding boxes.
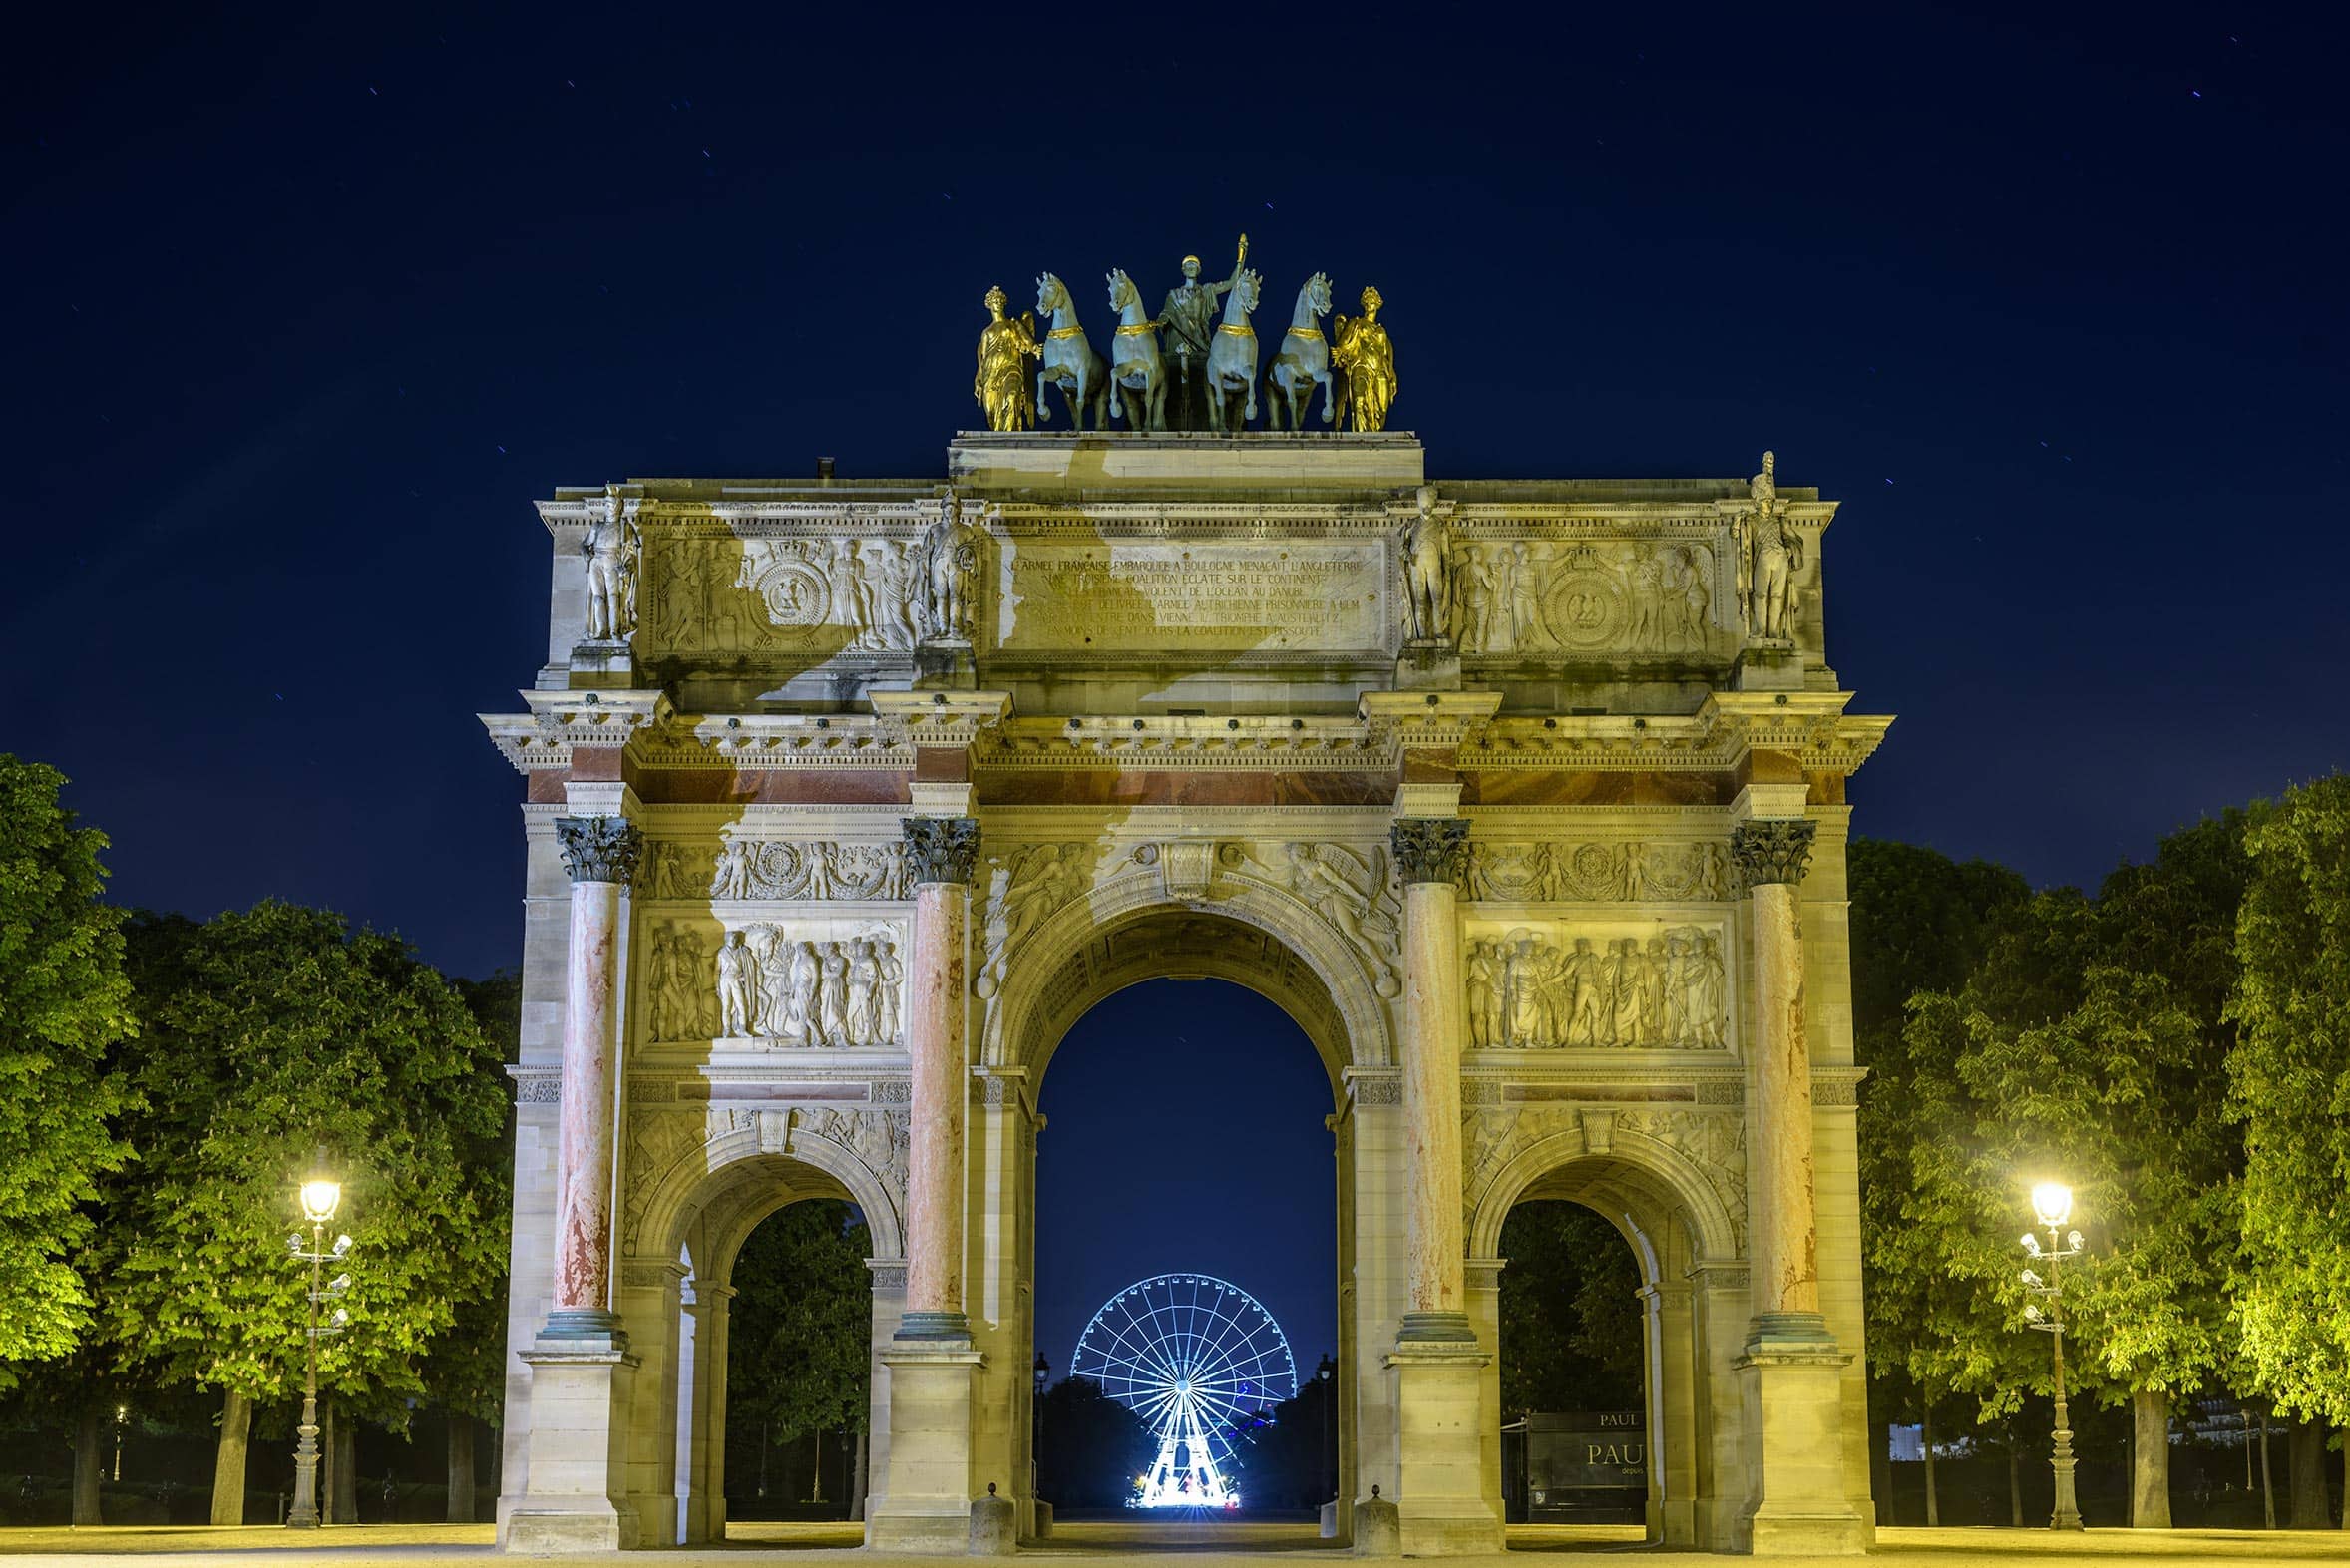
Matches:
[1032,1353,1051,1501]
[285,1176,352,1529]
[1317,1354,1336,1508]
[2019,1181,2086,1532]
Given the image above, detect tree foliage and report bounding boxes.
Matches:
[106,903,509,1422]
[2227,775,2350,1424]
[726,1199,871,1442]
[1035,1376,1156,1509]
[1496,1201,1644,1416]
[0,757,136,1384]
[1869,819,2249,1422]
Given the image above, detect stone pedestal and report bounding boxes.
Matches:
[1394,640,1462,691]
[867,1343,984,1552]
[915,640,979,689]
[505,1342,640,1553]
[1735,1339,1865,1555]
[1733,642,1802,691]
[1385,1347,1502,1554]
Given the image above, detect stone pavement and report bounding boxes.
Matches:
[0,1519,2344,1565]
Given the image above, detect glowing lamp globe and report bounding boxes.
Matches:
[2030,1182,2073,1230]
[299,1179,342,1224]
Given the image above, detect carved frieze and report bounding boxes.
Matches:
[1465,919,1728,1049]
[1448,539,1721,659]
[790,1106,912,1208]
[641,916,906,1048]
[1276,841,1402,995]
[1466,839,1729,904]
[1462,1103,1749,1254]
[620,1103,910,1256]
[977,840,1097,998]
[639,535,924,658]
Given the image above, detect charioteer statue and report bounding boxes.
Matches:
[1156,235,1249,431]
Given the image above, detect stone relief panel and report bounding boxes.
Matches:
[1447,540,1723,659]
[637,838,910,902]
[1258,841,1401,997]
[638,535,924,659]
[996,541,1387,654]
[1463,1104,1748,1255]
[640,915,907,1048]
[1466,840,1729,904]
[977,840,1102,999]
[1465,918,1729,1050]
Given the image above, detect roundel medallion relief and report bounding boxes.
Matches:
[747,554,834,628]
[1541,560,1626,649]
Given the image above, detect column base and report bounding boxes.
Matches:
[896,1310,973,1342]
[538,1307,626,1343]
[502,1344,640,1554]
[1385,1344,1502,1555]
[867,1340,983,1553]
[1734,1336,1867,1557]
[1395,1310,1478,1344]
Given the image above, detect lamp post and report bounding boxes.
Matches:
[2020,1181,2086,1532]
[1317,1354,1336,1507]
[1032,1352,1051,1500]
[285,1177,352,1529]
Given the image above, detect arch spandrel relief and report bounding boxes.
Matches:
[621,1103,910,1267]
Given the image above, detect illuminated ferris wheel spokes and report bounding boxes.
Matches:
[1069,1273,1298,1509]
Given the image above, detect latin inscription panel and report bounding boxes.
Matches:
[996,542,1386,653]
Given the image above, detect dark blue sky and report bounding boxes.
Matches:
[9,1,2347,989]
[1035,981,1336,1386]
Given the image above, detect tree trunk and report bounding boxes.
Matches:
[1921,1407,1939,1527]
[71,1404,104,1526]
[2008,1428,2023,1528]
[209,1389,251,1526]
[330,1408,358,1524]
[849,1428,868,1522]
[446,1416,475,1524]
[1871,1423,1894,1528]
[809,1429,825,1504]
[2258,1408,2274,1528]
[2289,1419,2326,1528]
[2131,1388,2171,1528]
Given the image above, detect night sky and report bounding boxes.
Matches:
[9,8,2346,1354]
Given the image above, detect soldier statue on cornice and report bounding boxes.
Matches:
[582,485,641,642]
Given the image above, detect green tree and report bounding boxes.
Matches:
[2228,774,2350,1527]
[432,971,521,1522]
[1847,839,2028,1521]
[1496,1201,1644,1417]
[0,758,136,1384]
[1035,1376,1156,1510]
[1876,817,2250,1527]
[109,903,509,1523]
[725,1199,871,1503]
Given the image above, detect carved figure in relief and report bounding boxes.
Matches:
[1106,267,1170,432]
[716,932,756,1037]
[1509,544,1539,649]
[1034,272,1109,431]
[1331,285,1396,432]
[974,284,1041,432]
[845,940,879,1046]
[1627,546,1665,649]
[1668,546,1712,649]
[858,541,922,650]
[1286,843,1400,996]
[582,488,642,641]
[787,940,819,1038]
[876,941,903,1043]
[976,842,1086,999]
[1466,924,1726,1050]
[1400,487,1451,643]
[1263,271,1335,431]
[1154,238,1245,431]
[1451,544,1494,650]
[921,490,980,641]
[713,838,754,899]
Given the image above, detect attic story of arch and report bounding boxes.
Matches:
[483,254,1894,1559]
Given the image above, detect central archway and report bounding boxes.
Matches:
[980,873,1393,1542]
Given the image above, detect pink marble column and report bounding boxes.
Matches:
[546,814,641,1339]
[1731,817,1829,1341]
[1392,818,1476,1342]
[898,816,979,1340]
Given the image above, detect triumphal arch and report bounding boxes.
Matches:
[484,405,1888,1554]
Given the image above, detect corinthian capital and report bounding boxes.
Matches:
[1390,818,1471,886]
[1730,818,1816,889]
[554,816,644,885]
[902,817,982,886]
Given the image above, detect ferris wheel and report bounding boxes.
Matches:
[1069,1273,1298,1509]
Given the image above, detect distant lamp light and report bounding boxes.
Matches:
[2031,1182,2073,1229]
[299,1180,342,1224]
